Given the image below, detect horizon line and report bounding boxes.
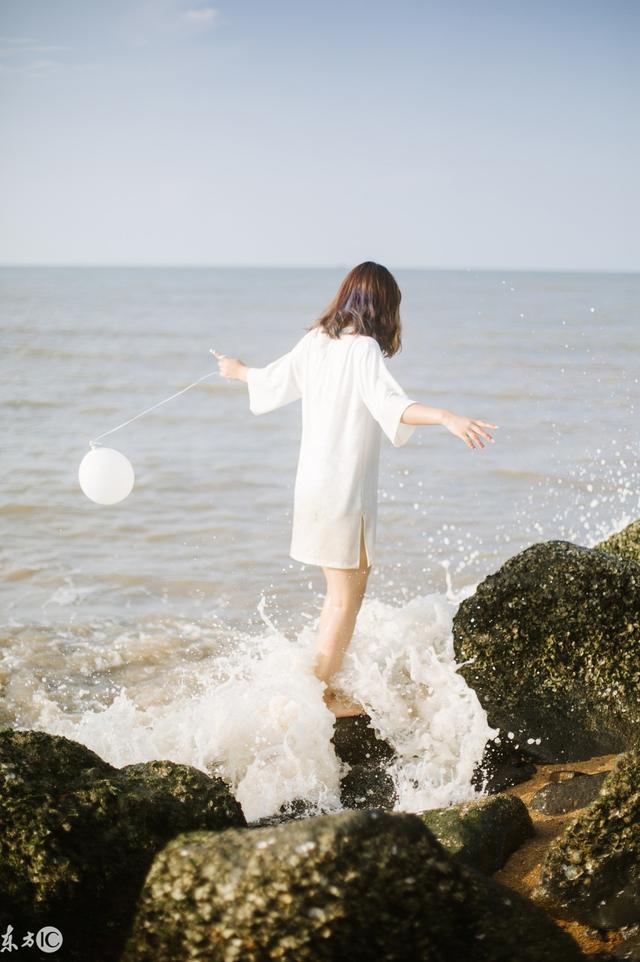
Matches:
[0,262,638,275]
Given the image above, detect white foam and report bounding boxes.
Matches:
[29,589,497,822]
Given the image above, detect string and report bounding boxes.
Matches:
[89,369,219,449]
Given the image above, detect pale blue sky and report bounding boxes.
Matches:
[1,0,638,269]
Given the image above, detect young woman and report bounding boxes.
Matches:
[212,262,498,718]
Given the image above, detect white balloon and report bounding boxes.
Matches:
[78,446,135,505]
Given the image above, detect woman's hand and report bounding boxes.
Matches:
[441,412,498,450]
[211,350,248,382]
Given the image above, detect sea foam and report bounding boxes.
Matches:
[30,585,496,822]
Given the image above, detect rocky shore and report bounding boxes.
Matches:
[1,519,639,961]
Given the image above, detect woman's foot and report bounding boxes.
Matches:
[323,688,366,718]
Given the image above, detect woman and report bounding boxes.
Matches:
[212,262,498,718]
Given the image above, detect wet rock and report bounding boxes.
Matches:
[530,770,610,815]
[331,713,396,765]
[331,714,397,810]
[471,734,538,793]
[122,809,585,962]
[535,751,640,928]
[595,520,640,566]
[0,728,245,962]
[339,761,397,809]
[249,798,321,828]
[453,540,640,762]
[0,724,114,782]
[420,791,534,874]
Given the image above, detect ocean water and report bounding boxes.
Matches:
[2,266,639,821]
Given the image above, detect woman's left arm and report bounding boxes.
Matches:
[401,403,499,451]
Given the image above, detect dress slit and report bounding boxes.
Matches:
[359,513,371,569]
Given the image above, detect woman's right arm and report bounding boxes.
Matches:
[211,351,248,381]
[401,403,498,451]
[212,332,310,414]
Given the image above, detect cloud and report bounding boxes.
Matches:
[0,36,96,79]
[183,6,219,27]
[0,38,68,56]
[120,2,220,45]
[0,59,61,77]
[0,37,38,45]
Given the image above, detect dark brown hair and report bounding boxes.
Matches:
[307,261,402,357]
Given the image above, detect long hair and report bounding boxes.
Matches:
[307,261,403,357]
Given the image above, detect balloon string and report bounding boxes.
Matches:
[89,370,218,449]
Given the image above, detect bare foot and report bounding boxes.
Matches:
[323,688,366,718]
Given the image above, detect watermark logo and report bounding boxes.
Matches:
[1,925,63,954]
[35,928,63,954]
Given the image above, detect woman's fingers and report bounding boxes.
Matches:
[462,428,494,450]
[471,422,496,443]
[211,350,233,378]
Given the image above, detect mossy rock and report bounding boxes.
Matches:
[420,791,534,874]
[530,770,610,815]
[535,751,640,928]
[453,540,640,762]
[594,520,640,565]
[122,810,585,962]
[0,729,245,962]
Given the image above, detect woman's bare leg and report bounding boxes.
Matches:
[315,520,372,717]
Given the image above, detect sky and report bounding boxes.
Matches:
[0,0,638,270]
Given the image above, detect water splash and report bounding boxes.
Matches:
[20,589,495,822]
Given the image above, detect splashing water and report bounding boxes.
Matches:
[24,583,495,822]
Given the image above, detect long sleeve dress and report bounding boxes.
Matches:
[246,327,417,569]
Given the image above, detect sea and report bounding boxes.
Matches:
[2,266,638,821]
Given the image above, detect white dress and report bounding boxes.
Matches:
[246,327,417,568]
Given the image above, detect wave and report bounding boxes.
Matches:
[16,586,495,822]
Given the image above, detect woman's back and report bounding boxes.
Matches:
[245,325,416,568]
[298,328,372,444]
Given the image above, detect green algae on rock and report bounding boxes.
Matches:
[420,791,534,874]
[0,728,245,962]
[534,751,640,929]
[122,809,586,962]
[452,540,640,763]
[594,519,640,566]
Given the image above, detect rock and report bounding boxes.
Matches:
[530,770,610,815]
[0,728,245,962]
[331,713,396,765]
[471,734,538,793]
[594,520,640,566]
[610,929,640,960]
[453,540,640,762]
[420,792,534,874]
[122,809,585,962]
[535,751,640,928]
[249,798,321,828]
[331,713,398,810]
[339,761,397,809]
